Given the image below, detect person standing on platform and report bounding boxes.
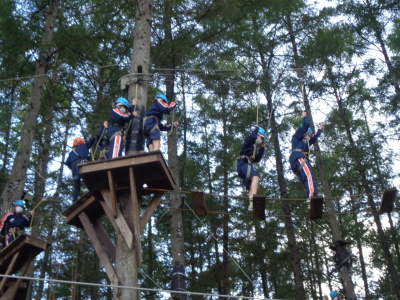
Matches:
[237,126,266,212]
[65,122,107,202]
[0,200,34,249]
[106,97,138,158]
[143,94,178,151]
[289,112,326,205]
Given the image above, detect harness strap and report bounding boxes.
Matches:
[143,116,160,136]
[297,159,307,173]
[109,131,123,142]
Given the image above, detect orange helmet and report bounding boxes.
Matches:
[73,137,84,147]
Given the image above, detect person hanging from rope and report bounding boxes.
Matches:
[65,121,108,202]
[106,97,138,158]
[289,112,326,206]
[0,200,34,250]
[143,94,178,151]
[237,126,266,212]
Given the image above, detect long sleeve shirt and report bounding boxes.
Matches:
[289,116,322,164]
[239,128,265,163]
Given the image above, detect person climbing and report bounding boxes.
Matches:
[143,94,178,151]
[289,112,326,206]
[0,200,34,249]
[106,97,138,158]
[65,121,108,202]
[237,126,266,212]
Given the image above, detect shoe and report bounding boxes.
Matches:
[248,205,253,212]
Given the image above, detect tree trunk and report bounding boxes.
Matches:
[126,0,152,155]
[1,0,60,211]
[285,13,357,298]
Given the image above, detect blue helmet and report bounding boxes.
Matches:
[258,126,266,137]
[13,200,26,208]
[155,94,168,104]
[330,291,338,298]
[307,127,313,135]
[115,97,129,108]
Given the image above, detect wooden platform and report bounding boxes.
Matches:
[0,234,50,299]
[62,151,176,285]
[379,187,398,214]
[191,190,207,216]
[310,196,324,220]
[78,151,175,195]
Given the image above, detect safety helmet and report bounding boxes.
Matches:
[155,94,168,104]
[13,200,26,208]
[258,127,266,138]
[330,291,338,298]
[115,97,129,108]
[307,127,313,135]
[73,137,84,147]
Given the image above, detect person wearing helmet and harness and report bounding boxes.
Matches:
[65,122,108,202]
[106,97,138,158]
[0,200,34,249]
[289,112,326,205]
[143,94,178,151]
[237,126,266,211]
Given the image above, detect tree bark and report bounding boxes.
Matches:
[126,0,152,155]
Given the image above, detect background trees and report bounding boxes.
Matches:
[0,0,399,299]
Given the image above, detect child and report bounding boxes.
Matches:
[143,94,178,151]
[237,126,266,211]
[289,112,326,204]
[0,200,34,249]
[65,121,107,202]
[106,97,137,158]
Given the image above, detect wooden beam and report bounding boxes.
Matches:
[0,252,19,293]
[253,194,266,220]
[107,170,118,218]
[92,219,117,262]
[379,187,398,214]
[310,196,324,220]
[79,212,120,286]
[191,190,207,216]
[129,167,142,267]
[100,190,133,250]
[140,192,164,233]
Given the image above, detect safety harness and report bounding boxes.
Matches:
[238,155,254,183]
[143,115,160,137]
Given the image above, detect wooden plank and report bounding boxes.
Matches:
[379,187,398,214]
[79,212,119,286]
[253,194,266,220]
[140,193,163,234]
[0,235,50,275]
[107,170,118,218]
[79,151,176,195]
[191,190,207,216]
[92,219,117,262]
[129,167,142,267]
[63,194,100,228]
[6,252,35,300]
[99,190,134,250]
[0,252,19,293]
[310,196,324,220]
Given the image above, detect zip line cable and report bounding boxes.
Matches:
[184,200,257,287]
[0,274,281,300]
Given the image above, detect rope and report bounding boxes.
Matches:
[0,274,280,300]
[186,200,256,286]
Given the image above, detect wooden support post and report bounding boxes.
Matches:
[379,187,398,214]
[191,189,207,216]
[93,219,117,261]
[99,190,133,249]
[0,252,20,293]
[310,196,324,220]
[140,192,164,233]
[253,194,266,220]
[107,170,118,218]
[129,167,142,267]
[79,212,120,286]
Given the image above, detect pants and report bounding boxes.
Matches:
[237,159,257,189]
[291,157,318,199]
[106,133,123,158]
